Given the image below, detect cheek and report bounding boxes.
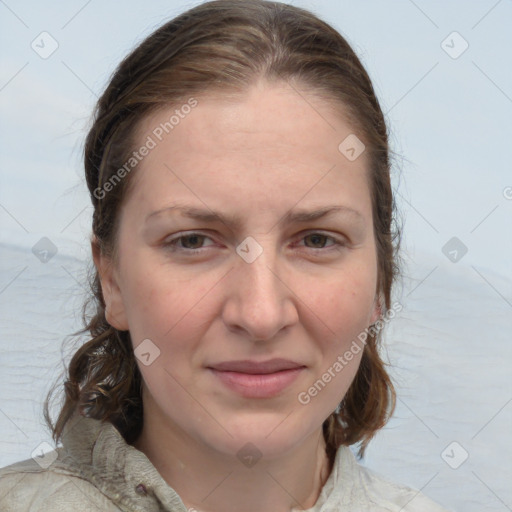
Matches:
[299,273,374,410]
[309,266,377,339]
[119,255,219,350]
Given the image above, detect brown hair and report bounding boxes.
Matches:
[44,0,400,460]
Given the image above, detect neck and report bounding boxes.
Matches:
[133,409,333,512]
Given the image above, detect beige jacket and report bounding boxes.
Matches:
[0,413,450,511]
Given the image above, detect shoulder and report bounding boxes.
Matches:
[356,464,448,511]
[0,454,120,512]
[331,446,451,512]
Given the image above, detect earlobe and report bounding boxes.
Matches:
[91,237,129,331]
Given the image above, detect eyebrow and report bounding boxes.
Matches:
[145,204,365,230]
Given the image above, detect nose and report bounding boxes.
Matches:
[221,240,299,342]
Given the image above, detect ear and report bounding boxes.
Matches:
[91,237,129,331]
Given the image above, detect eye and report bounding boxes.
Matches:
[163,232,215,253]
[162,231,346,256]
[298,232,346,252]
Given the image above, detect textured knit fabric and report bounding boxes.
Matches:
[0,413,450,511]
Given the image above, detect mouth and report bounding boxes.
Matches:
[207,359,306,398]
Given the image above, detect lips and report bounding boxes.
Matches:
[207,359,306,398]
[209,358,304,374]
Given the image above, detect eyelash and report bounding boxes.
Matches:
[163,231,347,255]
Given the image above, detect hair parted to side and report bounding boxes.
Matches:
[44,0,400,459]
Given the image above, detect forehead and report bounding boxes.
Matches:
[139,81,360,156]
[126,81,372,220]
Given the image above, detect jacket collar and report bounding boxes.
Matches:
[59,412,360,512]
[60,413,187,511]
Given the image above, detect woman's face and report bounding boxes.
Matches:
[98,81,380,458]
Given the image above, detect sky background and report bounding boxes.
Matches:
[0,1,511,511]
[0,0,511,275]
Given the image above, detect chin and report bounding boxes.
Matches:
[200,408,322,460]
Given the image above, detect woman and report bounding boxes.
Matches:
[0,1,450,510]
